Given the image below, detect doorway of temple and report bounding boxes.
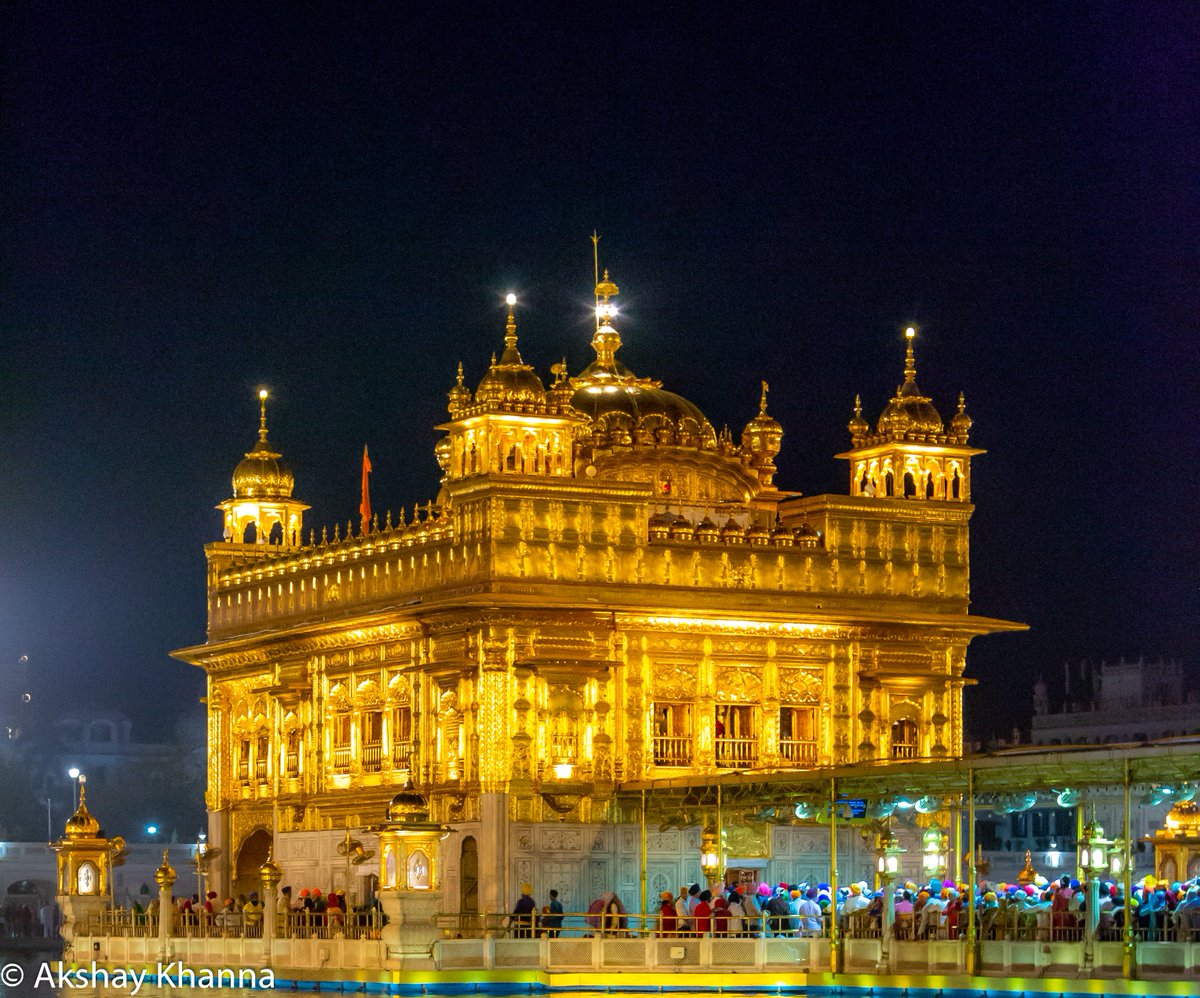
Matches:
[459,836,478,918]
[234,828,272,899]
[724,867,763,892]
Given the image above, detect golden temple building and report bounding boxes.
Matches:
[174,272,1021,912]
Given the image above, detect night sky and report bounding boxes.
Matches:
[1,4,1196,744]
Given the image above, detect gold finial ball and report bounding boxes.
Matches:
[154,849,177,890]
[505,293,517,307]
[905,326,916,339]
[259,388,269,400]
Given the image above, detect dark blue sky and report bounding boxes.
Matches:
[1,3,1196,741]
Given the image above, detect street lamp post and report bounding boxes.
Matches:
[67,768,82,810]
[875,828,905,972]
[1078,812,1115,972]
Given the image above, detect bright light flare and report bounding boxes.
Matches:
[505,293,517,306]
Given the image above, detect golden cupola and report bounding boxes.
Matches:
[848,394,869,446]
[474,295,546,407]
[838,327,982,502]
[435,294,584,481]
[740,380,783,490]
[64,782,100,839]
[949,392,973,443]
[217,390,309,546]
[876,327,944,441]
[232,390,295,499]
[447,362,472,417]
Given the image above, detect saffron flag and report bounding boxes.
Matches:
[360,445,372,533]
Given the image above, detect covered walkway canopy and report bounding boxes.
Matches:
[618,737,1200,819]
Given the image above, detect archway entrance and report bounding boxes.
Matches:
[234,828,272,899]
[459,836,478,915]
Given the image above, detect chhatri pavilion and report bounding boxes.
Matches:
[173,269,1021,913]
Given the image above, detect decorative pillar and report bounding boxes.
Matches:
[965,770,981,976]
[1122,759,1136,980]
[154,850,175,963]
[259,851,282,966]
[829,777,842,974]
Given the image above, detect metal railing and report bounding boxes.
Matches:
[331,745,352,772]
[715,737,758,768]
[652,736,692,767]
[779,739,818,766]
[78,908,385,941]
[362,742,383,773]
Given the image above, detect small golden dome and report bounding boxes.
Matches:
[232,392,295,499]
[1165,800,1200,834]
[447,361,472,415]
[475,301,546,405]
[741,381,783,457]
[154,848,176,889]
[876,330,943,438]
[387,781,430,823]
[848,394,869,443]
[950,392,973,442]
[64,784,100,839]
[259,850,282,883]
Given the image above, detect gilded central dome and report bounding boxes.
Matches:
[571,298,716,450]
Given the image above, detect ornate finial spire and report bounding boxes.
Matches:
[759,380,770,414]
[591,231,601,331]
[504,293,518,352]
[903,326,918,385]
[456,361,464,385]
[854,394,863,418]
[257,388,270,443]
[957,391,967,413]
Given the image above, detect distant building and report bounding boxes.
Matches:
[968,657,1196,882]
[0,707,204,843]
[1031,657,1198,746]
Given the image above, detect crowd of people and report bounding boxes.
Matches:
[511,873,1200,943]
[108,885,386,938]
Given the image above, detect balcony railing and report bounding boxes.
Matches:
[779,739,817,766]
[331,745,352,773]
[715,737,758,768]
[892,743,919,760]
[362,742,382,773]
[653,736,692,767]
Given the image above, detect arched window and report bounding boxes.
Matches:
[242,521,258,543]
[891,719,919,759]
[903,471,918,498]
[950,469,962,499]
[268,521,284,544]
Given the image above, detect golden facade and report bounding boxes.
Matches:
[174,275,1020,906]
